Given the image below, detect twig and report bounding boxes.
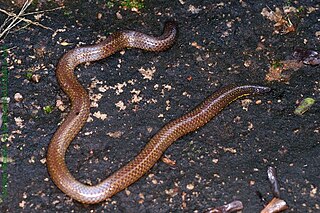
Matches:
[0,8,53,30]
[0,47,16,54]
[204,201,244,213]
[0,0,33,39]
[261,198,288,213]
[267,167,280,198]
[0,0,59,40]
[22,6,65,16]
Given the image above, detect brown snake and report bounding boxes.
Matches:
[47,21,271,204]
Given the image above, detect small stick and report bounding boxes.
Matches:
[22,6,65,16]
[205,200,243,213]
[267,167,280,198]
[0,0,56,39]
[0,8,53,31]
[260,197,288,213]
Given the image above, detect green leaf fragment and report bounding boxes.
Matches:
[26,72,33,80]
[121,0,144,10]
[43,105,54,114]
[294,98,315,115]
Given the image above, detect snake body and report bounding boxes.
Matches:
[47,22,270,204]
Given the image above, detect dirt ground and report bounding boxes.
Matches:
[0,0,319,212]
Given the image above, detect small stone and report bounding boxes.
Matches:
[97,12,102,19]
[14,93,23,102]
[186,183,194,190]
[244,60,252,67]
[56,100,65,111]
[116,11,123,19]
[31,74,41,83]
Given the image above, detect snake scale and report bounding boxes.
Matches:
[47,21,270,204]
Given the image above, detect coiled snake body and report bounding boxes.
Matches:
[47,22,270,204]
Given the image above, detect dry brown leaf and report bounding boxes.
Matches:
[265,60,303,82]
[162,155,176,166]
[261,7,296,34]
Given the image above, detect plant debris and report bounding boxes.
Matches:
[266,49,319,82]
[261,197,288,213]
[43,105,54,114]
[0,0,63,40]
[292,49,320,66]
[260,167,288,213]
[0,107,2,129]
[261,6,296,34]
[204,200,243,213]
[265,60,303,82]
[294,97,315,116]
[161,155,176,166]
[267,167,280,198]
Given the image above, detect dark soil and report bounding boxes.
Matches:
[1,0,319,212]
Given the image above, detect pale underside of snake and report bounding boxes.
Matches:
[47,21,271,204]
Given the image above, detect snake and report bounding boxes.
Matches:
[47,21,271,204]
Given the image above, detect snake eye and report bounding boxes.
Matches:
[76,111,80,115]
